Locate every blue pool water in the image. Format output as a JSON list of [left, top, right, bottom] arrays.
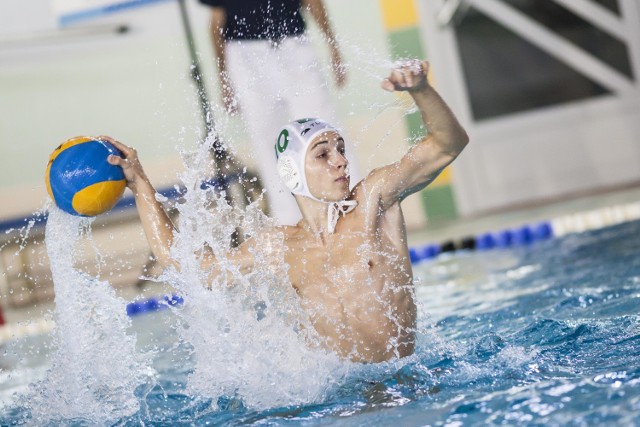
[[2, 219, 640, 426]]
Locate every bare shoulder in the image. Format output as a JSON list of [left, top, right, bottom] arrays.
[[350, 170, 389, 208], [347, 175, 406, 233], [263, 224, 306, 246]]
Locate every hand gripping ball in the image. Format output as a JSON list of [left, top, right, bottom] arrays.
[[45, 136, 126, 216]]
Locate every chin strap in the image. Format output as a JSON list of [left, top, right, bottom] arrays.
[[327, 200, 358, 233]]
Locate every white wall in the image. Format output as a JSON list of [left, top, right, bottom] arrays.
[[0, 0, 426, 227], [419, 0, 640, 217], [0, 0, 202, 216], [453, 97, 640, 215]]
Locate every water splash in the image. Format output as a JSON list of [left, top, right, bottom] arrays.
[[25, 207, 153, 425], [144, 134, 349, 409]]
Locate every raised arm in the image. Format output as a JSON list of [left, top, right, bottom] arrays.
[[366, 60, 469, 210], [101, 136, 178, 270], [101, 136, 255, 282], [301, 0, 346, 87]]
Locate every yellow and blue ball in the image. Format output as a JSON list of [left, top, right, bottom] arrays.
[[45, 136, 126, 216]]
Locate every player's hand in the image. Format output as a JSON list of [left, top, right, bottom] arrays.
[[99, 136, 147, 191], [381, 60, 429, 92]]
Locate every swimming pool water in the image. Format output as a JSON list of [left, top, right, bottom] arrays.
[[2, 219, 640, 426]]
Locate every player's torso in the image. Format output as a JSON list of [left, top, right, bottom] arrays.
[[283, 206, 416, 362]]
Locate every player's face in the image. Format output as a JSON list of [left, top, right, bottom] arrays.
[[304, 131, 350, 202]]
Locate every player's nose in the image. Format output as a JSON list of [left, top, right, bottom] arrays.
[[331, 151, 348, 170]]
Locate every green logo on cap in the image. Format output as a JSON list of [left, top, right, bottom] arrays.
[[295, 118, 314, 124], [276, 129, 289, 155]]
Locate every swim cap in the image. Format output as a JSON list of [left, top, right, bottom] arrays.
[[274, 118, 358, 233], [274, 118, 338, 201]]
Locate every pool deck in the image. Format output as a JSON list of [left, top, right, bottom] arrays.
[[2, 185, 639, 333]]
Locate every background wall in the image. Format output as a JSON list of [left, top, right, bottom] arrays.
[[0, 0, 426, 228], [417, 0, 640, 217], [1, 0, 639, 227]]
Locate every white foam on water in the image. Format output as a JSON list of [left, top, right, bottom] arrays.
[[26, 207, 154, 425]]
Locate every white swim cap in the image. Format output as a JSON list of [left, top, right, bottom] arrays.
[[274, 118, 339, 201], [274, 118, 358, 233]]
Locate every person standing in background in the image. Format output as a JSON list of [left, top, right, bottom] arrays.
[[199, 0, 360, 225]]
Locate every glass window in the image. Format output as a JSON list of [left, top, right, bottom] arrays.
[[592, 0, 620, 15], [507, 0, 633, 79], [455, 8, 612, 121]]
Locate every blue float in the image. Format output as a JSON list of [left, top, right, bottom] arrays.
[[126, 294, 184, 317], [512, 225, 534, 246], [533, 221, 553, 240], [495, 229, 514, 248], [476, 233, 496, 250]]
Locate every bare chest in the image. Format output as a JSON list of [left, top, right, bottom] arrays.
[[282, 229, 415, 361], [285, 231, 410, 299]]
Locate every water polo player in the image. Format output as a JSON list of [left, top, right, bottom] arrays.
[[104, 60, 469, 363]]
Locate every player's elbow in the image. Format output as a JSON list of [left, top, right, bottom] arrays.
[[435, 129, 469, 158], [457, 128, 470, 151]]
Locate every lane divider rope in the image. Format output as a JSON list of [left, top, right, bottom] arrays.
[[410, 201, 640, 264], [125, 294, 184, 317]]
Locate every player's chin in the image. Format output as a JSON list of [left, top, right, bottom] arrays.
[[317, 180, 350, 201], [319, 189, 349, 203], [333, 177, 349, 189], [335, 185, 351, 201]]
